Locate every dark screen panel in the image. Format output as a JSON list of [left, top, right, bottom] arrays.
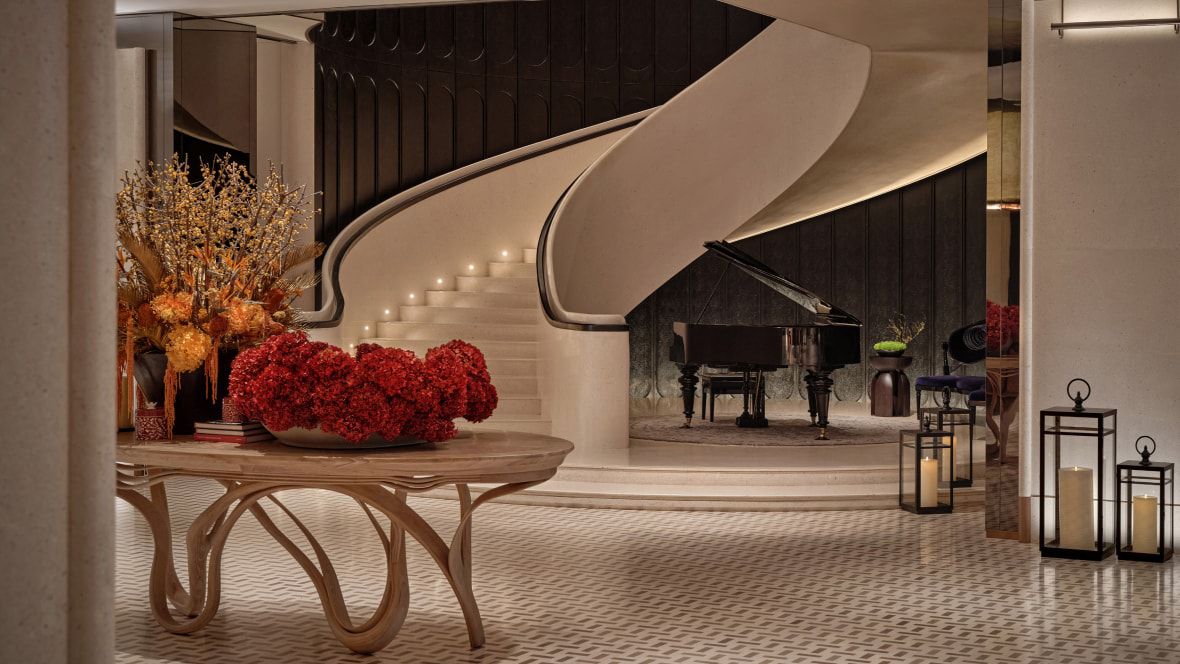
[[901, 180, 936, 381], [831, 204, 867, 402]]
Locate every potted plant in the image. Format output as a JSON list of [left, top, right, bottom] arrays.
[[873, 314, 926, 357], [116, 155, 323, 436]]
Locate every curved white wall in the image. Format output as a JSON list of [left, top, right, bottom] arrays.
[[548, 20, 870, 319], [540, 326, 631, 451], [734, 49, 985, 238]]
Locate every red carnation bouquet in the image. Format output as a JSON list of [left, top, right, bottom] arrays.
[[228, 332, 498, 443]]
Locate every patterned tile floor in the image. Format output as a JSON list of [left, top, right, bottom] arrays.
[[116, 478, 1178, 664]]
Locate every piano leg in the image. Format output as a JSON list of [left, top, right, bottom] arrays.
[[677, 364, 700, 428], [803, 373, 818, 426], [806, 370, 835, 440], [736, 370, 769, 428]]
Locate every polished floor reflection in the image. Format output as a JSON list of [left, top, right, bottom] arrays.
[[117, 478, 1177, 663]]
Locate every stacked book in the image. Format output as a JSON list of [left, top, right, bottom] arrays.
[[194, 420, 274, 444]]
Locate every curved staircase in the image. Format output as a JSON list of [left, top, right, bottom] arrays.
[[352, 248, 550, 435]]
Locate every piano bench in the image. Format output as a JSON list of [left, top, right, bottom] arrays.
[[700, 374, 747, 423]]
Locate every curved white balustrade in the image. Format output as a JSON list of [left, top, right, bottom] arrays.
[[305, 112, 652, 332]]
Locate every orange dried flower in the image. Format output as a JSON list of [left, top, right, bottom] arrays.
[[262, 288, 286, 313], [137, 302, 157, 328], [151, 292, 193, 324], [225, 300, 268, 336], [164, 325, 212, 372], [207, 314, 229, 336]]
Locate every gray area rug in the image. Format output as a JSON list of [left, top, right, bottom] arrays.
[[630, 413, 913, 447]]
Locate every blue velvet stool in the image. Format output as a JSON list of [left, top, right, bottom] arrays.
[[914, 321, 987, 422]]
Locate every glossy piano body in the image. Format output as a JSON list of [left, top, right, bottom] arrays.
[[670, 240, 862, 439], [670, 322, 860, 370]]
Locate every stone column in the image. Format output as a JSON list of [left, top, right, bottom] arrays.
[[0, 1, 115, 662]]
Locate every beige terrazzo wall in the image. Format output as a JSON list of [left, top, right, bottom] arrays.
[[0, 0, 116, 661], [1024, 0, 1180, 533]]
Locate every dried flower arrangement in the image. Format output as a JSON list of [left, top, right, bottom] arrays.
[[229, 332, 498, 443], [886, 313, 926, 345], [116, 155, 323, 435], [873, 313, 926, 354]]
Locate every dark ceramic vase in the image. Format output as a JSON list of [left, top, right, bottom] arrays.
[[876, 349, 905, 358], [133, 348, 237, 435]]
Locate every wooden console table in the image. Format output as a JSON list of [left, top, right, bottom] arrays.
[[115, 430, 572, 654]]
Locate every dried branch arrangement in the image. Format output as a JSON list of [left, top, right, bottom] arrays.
[[886, 313, 926, 345], [116, 154, 323, 431]]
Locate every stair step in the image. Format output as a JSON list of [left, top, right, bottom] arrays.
[[488, 262, 536, 279], [377, 321, 537, 342], [461, 418, 551, 435], [455, 275, 537, 294], [425, 290, 536, 309], [485, 358, 538, 377], [366, 338, 538, 359], [522, 248, 537, 264], [398, 305, 537, 325], [489, 375, 538, 396], [491, 397, 542, 417]]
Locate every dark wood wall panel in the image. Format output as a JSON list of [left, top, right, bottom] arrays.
[[627, 156, 987, 404], [901, 181, 936, 382], [866, 195, 901, 395], [314, 0, 772, 256], [337, 74, 356, 228], [933, 169, 965, 361], [831, 206, 866, 402]]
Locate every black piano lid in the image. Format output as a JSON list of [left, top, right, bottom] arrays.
[[704, 240, 862, 327]]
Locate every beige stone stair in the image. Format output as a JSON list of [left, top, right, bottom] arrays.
[[357, 248, 550, 434]]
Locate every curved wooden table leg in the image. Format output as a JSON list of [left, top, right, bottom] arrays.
[[121, 475, 551, 654], [448, 480, 548, 648], [233, 486, 411, 654], [117, 479, 264, 634], [116, 482, 194, 616], [346, 479, 549, 650]]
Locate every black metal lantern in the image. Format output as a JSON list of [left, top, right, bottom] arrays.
[[900, 416, 954, 514], [1116, 436, 1174, 563], [934, 387, 974, 488], [1039, 378, 1117, 560]]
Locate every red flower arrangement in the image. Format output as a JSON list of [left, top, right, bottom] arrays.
[[228, 332, 498, 443], [986, 300, 1020, 354]]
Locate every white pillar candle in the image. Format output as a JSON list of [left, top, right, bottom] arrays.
[[942, 434, 958, 482], [920, 457, 939, 508], [1058, 467, 1094, 549], [1132, 495, 1159, 553]]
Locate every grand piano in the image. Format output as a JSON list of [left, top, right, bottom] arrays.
[[670, 240, 861, 440]]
